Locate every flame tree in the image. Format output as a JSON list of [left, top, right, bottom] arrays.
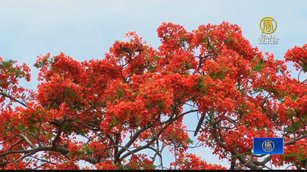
[[0, 22, 306, 170]]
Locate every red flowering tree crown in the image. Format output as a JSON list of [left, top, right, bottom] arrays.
[[0, 22, 306, 170]]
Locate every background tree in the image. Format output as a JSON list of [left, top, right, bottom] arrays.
[[0, 22, 306, 170]]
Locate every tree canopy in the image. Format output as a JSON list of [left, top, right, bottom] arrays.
[[0, 22, 306, 170]]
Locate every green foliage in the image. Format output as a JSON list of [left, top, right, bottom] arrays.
[[115, 88, 125, 99], [209, 71, 226, 79], [195, 76, 208, 95], [186, 138, 194, 144], [253, 60, 265, 72]]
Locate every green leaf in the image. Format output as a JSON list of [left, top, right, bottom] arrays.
[[82, 145, 94, 155], [184, 62, 192, 70], [209, 71, 226, 79], [1, 60, 15, 68], [111, 117, 119, 126], [195, 76, 208, 95], [253, 61, 265, 72], [29, 125, 38, 133], [224, 37, 234, 45], [17, 124, 26, 131], [290, 95, 298, 101], [186, 138, 194, 144], [62, 122, 73, 132]]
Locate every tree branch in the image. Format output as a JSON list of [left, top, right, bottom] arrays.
[[194, 112, 205, 136], [114, 124, 152, 162], [18, 134, 35, 148], [0, 146, 69, 158], [119, 109, 199, 161], [0, 91, 27, 107]]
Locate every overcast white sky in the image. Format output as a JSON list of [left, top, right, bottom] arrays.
[[0, 0, 306, 168]]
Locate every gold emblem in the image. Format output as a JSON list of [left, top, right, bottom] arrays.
[[260, 17, 277, 34]]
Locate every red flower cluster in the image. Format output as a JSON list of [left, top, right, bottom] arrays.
[[95, 160, 117, 170], [285, 44, 307, 71], [171, 153, 226, 170]]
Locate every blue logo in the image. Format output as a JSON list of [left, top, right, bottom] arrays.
[[253, 138, 284, 155]]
